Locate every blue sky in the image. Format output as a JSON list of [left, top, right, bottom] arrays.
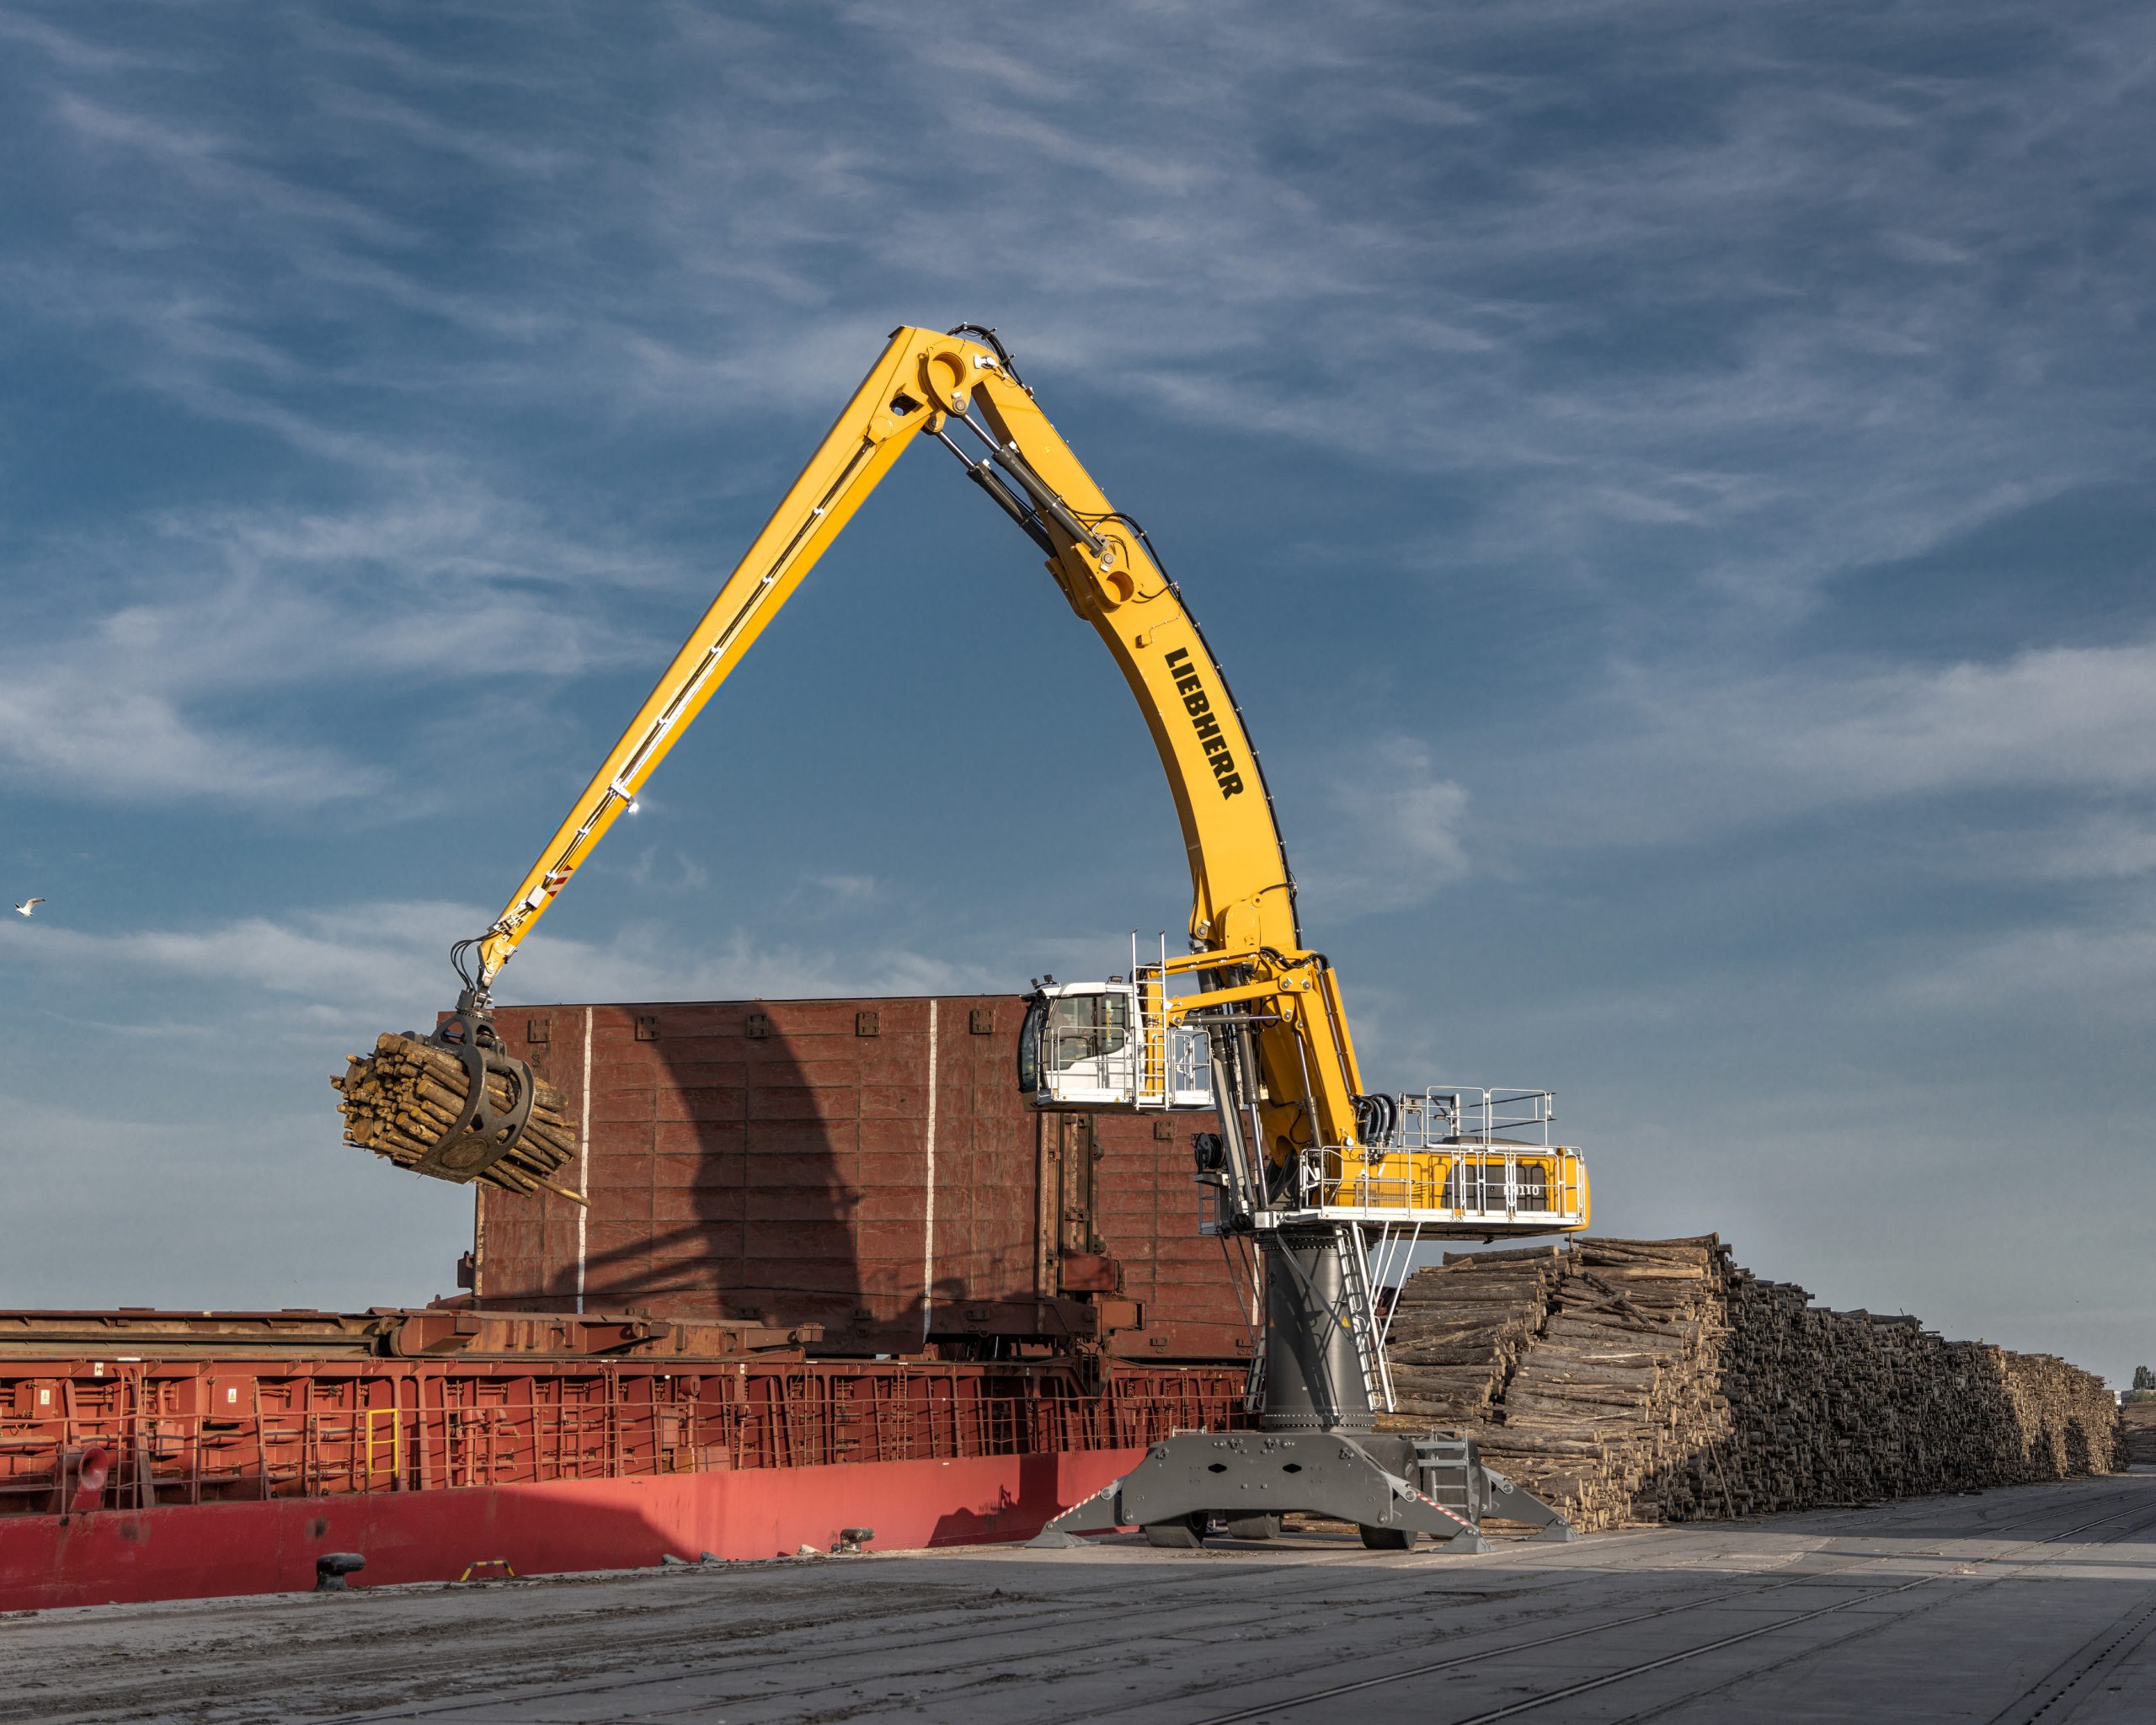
[[1, 3, 2150, 1376]]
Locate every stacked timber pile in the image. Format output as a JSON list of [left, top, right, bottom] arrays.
[[332, 1033, 584, 1202], [1385, 1244, 1564, 1424], [1381, 1236, 2122, 1530], [2121, 1399, 2156, 1465], [1488, 1238, 1728, 1528]]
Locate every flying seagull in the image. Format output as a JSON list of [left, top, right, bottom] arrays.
[[13, 898, 42, 916]]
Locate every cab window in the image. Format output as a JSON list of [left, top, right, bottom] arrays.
[[1048, 992, 1129, 1071]]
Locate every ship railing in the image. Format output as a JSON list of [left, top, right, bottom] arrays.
[[0, 1380, 1254, 1511]]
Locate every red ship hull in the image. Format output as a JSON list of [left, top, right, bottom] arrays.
[[0, 1447, 1137, 1613]]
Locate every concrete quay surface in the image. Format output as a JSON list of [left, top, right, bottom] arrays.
[[4, 1471, 2154, 1724]]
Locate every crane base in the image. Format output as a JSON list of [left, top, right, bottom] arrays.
[[1028, 1431, 1496, 1552]]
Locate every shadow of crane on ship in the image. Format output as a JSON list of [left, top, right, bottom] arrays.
[[573, 1000, 896, 1350], [478, 995, 1253, 1365], [539, 996, 1034, 1362]]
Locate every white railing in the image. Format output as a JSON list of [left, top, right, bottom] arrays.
[[1200, 1142, 1588, 1234], [1339, 1223, 1396, 1413], [1396, 1086, 1557, 1148], [1315, 1144, 1588, 1229]]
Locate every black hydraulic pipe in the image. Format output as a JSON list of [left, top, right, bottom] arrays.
[[989, 443, 1105, 555], [964, 462, 1057, 555]]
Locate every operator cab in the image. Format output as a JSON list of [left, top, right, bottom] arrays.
[[1018, 979, 1212, 1111]]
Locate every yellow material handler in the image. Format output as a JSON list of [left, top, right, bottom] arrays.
[[379, 324, 1589, 1551]]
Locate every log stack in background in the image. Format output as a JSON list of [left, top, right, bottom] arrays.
[[2121, 1398, 2156, 1465], [333, 1033, 585, 1202], [1380, 1236, 2124, 1531]]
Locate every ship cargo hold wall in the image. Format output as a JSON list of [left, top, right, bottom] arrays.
[[471, 996, 1258, 1363]]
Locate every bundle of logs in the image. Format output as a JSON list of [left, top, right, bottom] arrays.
[[332, 1033, 585, 1204], [1380, 1235, 2122, 1532]]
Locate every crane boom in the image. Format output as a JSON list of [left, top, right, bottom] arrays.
[[465, 323, 1380, 1166]]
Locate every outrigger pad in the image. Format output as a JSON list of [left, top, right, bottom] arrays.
[[1481, 1464, 1577, 1542], [1033, 1433, 1492, 1553]]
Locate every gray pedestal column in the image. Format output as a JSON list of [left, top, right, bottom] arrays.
[[1259, 1225, 1374, 1434]]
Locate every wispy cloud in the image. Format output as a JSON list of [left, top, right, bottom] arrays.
[[0, 11, 173, 76], [2021, 816, 2156, 884], [0, 898, 998, 1023], [1295, 737, 1474, 919], [1897, 909, 2156, 1017], [625, 846, 712, 893], [0, 681, 366, 809], [8, 0, 2148, 608], [0, 483, 675, 808], [1545, 636, 2156, 852]]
